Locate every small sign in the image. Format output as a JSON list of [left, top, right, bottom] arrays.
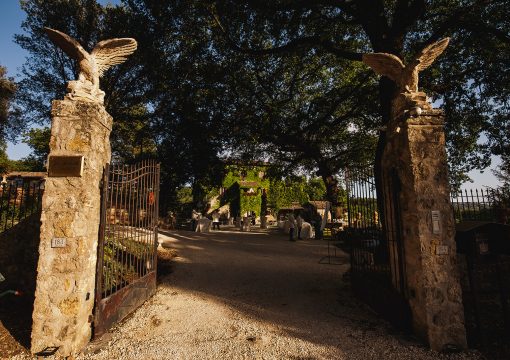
[[51, 237, 67, 248], [48, 155, 84, 177], [436, 245, 449, 255], [431, 210, 441, 234], [475, 232, 490, 255], [0, 272, 5, 283]]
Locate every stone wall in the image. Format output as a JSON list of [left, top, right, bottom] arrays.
[[31, 100, 112, 357], [382, 109, 467, 351]]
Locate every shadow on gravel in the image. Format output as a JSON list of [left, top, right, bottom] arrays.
[[0, 293, 33, 357], [156, 229, 431, 356]]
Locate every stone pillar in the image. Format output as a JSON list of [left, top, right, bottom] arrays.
[[382, 108, 467, 351], [31, 100, 112, 357]]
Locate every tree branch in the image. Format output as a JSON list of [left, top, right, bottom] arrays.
[[210, 4, 362, 61]]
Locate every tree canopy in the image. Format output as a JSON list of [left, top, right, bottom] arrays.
[[6, 0, 509, 210], [0, 65, 17, 173], [210, 0, 510, 187]]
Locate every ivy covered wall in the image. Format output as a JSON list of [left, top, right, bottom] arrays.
[[220, 164, 270, 217], [219, 164, 333, 217]]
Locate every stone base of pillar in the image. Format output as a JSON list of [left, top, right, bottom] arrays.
[[382, 109, 467, 351], [31, 100, 112, 357]]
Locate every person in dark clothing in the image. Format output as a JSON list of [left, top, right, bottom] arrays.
[[288, 214, 296, 241]]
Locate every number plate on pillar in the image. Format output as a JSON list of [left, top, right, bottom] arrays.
[[48, 155, 84, 177], [435, 245, 449, 255], [51, 238, 67, 248]]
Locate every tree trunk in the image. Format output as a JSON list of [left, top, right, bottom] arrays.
[[321, 173, 339, 207], [374, 77, 397, 222]]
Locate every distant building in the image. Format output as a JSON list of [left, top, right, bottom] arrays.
[[219, 163, 270, 218]]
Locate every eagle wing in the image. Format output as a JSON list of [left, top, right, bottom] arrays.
[[44, 27, 88, 61], [362, 53, 405, 83], [416, 37, 450, 71], [91, 38, 138, 77]]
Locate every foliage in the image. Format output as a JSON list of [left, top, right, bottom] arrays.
[[267, 177, 309, 214], [0, 66, 17, 174], [11, 0, 509, 213], [176, 187, 193, 205], [211, 0, 510, 186], [102, 234, 152, 292], [11, 0, 155, 161], [220, 164, 270, 216], [0, 66, 16, 134], [267, 176, 334, 214], [493, 156, 510, 188], [0, 142, 9, 175]]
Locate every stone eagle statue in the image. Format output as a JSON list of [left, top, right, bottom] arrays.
[[362, 38, 450, 94], [44, 27, 137, 103], [362, 38, 450, 115]]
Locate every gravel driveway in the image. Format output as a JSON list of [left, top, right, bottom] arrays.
[[12, 227, 483, 360]]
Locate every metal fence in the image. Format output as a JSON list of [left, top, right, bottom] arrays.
[[452, 188, 510, 355], [94, 159, 160, 338], [345, 167, 388, 278], [0, 179, 44, 233], [345, 167, 411, 330], [451, 188, 510, 224]]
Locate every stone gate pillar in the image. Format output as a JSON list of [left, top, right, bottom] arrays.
[[382, 105, 467, 351], [31, 100, 112, 356]]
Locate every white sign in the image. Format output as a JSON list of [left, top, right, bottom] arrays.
[[51, 237, 67, 248], [0, 272, 5, 283], [436, 245, 449, 255], [431, 210, 440, 234]]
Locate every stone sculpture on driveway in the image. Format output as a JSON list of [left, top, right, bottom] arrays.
[[44, 27, 137, 103]]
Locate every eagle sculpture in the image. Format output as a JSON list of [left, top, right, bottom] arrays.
[[362, 38, 450, 94], [44, 27, 137, 103]]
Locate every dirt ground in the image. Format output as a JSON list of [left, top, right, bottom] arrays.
[[8, 227, 484, 359]]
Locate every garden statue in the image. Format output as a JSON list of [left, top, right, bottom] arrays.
[[44, 27, 137, 103], [362, 38, 450, 115]]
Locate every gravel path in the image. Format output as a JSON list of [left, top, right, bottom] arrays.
[[12, 227, 483, 360]]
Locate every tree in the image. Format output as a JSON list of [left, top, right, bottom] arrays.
[[0, 65, 17, 174], [11, 0, 154, 158], [216, 46, 379, 205], [493, 156, 510, 188], [211, 0, 510, 186], [124, 0, 243, 211], [16, 127, 51, 171]]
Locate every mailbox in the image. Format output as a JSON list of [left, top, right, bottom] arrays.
[[455, 221, 510, 260]]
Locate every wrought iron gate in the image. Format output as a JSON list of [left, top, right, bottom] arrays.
[[345, 166, 411, 330], [94, 160, 160, 338]]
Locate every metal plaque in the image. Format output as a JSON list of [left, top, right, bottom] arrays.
[[48, 155, 84, 177]]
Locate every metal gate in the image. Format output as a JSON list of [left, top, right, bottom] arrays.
[[345, 166, 411, 330], [94, 159, 160, 338]]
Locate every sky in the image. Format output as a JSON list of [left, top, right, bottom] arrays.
[[0, 1, 503, 189]]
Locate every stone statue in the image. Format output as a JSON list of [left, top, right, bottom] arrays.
[[44, 27, 137, 103], [362, 38, 450, 114]]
